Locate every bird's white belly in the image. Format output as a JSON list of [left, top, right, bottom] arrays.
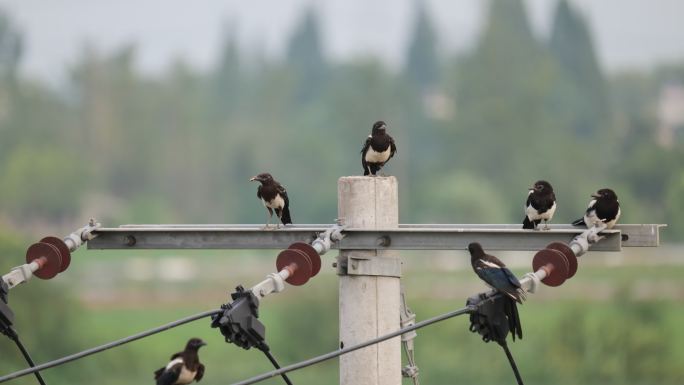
[[585, 207, 620, 229], [365, 147, 391, 163], [526, 202, 556, 221], [176, 366, 197, 385], [263, 194, 285, 210]]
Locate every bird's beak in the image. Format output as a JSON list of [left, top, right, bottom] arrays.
[[591, 193, 601, 199], [200, 341, 207, 347], [250, 176, 257, 182]]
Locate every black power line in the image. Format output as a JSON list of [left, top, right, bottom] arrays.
[[5, 327, 47, 385], [0, 309, 221, 384], [231, 305, 477, 385]]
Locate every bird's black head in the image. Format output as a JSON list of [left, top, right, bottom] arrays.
[[467, 242, 484, 257], [592, 188, 618, 201], [371, 120, 387, 135], [185, 338, 207, 351], [250, 173, 274, 184], [530, 180, 553, 194]]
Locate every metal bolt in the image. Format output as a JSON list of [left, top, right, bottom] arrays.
[[124, 235, 137, 247], [376, 235, 391, 247]]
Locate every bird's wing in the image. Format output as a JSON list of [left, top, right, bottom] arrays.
[[169, 352, 182, 360], [155, 363, 182, 385], [501, 266, 522, 288], [195, 364, 205, 382], [154, 367, 165, 380], [389, 135, 397, 158], [276, 183, 289, 208], [360, 135, 371, 155], [484, 253, 507, 268]]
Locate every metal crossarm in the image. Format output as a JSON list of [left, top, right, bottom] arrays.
[[87, 224, 664, 251]]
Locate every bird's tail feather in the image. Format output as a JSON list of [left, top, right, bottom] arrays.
[[522, 216, 535, 229], [505, 297, 523, 341], [571, 217, 586, 227], [280, 206, 292, 225]]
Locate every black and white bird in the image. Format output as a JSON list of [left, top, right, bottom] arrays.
[[522, 180, 557, 230], [468, 242, 524, 340], [154, 338, 206, 385], [250, 173, 292, 229], [572, 188, 621, 229], [361, 120, 397, 176]]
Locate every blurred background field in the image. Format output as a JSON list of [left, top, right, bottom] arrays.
[[1, 0, 683, 384]]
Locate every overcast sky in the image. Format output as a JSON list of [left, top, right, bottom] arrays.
[[1, 0, 684, 83]]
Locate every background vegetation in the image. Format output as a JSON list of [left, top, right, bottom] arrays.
[[1, 0, 683, 384]]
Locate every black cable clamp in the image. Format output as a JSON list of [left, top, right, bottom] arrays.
[[211, 285, 293, 385], [211, 285, 267, 351], [0, 280, 14, 338], [466, 292, 525, 385]]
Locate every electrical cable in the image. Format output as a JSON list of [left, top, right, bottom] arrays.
[[231, 305, 476, 385], [0, 309, 221, 384], [260, 349, 293, 385], [5, 327, 47, 385], [501, 342, 524, 385]]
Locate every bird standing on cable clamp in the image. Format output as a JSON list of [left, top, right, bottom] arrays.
[[361, 120, 397, 176], [154, 338, 206, 385], [522, 180, 556, 230], [468, 242, 524, 340], [250, 173, 292, 229], [468, 242, 526, 385]]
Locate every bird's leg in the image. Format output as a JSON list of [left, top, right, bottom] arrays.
[[543, 219, 550, 231], [262, 210, 273, 230], [276, 210, 283, 229]]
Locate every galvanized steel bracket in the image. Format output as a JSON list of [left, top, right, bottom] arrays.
[[337, 253, 402, 277]]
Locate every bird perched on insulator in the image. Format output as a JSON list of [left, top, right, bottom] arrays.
[[572, 188, 620, 229], [361, 120, 397, 176], [468, 242, 523, 340], [154, 338, 206, 385], [250, 173, 292, 229], [522, 180, 557, 230]]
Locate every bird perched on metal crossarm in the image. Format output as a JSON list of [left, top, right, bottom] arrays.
[[523, 180, 557, 230], [250, 173, 292, 229], [572, 188, 621, 229]]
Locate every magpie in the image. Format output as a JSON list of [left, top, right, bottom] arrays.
[[361, 120, 397, 176], [522, 180, 556, 230], [154, 338, 206, 385], [250, 173, 292, 229], [572, 188, 621, 229], [468, 242, 524, 340]]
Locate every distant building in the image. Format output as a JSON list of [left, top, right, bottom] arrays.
[[657, 82, 684, 148], [422, 89, 455, 121]]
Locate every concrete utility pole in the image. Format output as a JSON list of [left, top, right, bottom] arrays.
[[337, 176, 402, 385]]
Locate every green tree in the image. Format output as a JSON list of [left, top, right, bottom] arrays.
[[0, 9, 22, 82], [404, 0, 439, 91], [286, 7, 327, 103], [549, 0, 611, 137]]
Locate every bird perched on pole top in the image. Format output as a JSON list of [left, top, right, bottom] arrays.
[[468, 242, 524, 340], [361, 120, 397, 176], [572, 188, 621, 229], [250, 173, 292, 229], [522, 180, 557, 230], [154, 338, 206, 385]]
